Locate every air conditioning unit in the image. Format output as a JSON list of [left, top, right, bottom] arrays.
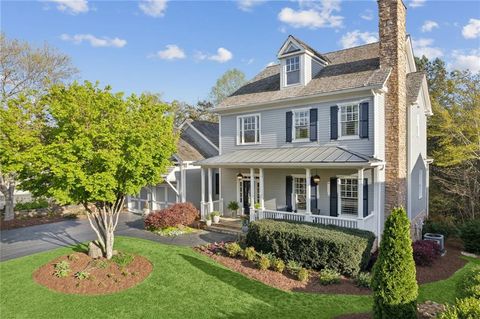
[[424, 233, 446, 255]]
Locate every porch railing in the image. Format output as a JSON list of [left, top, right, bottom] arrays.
[[200, 198, 224, 220], [250, 208, 377, 234]]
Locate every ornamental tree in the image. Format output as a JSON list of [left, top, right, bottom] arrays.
[[21, 81, 176, 259], [371, 207, 418, 319]]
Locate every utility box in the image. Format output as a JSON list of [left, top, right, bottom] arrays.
[[424, 233, 446, 255]]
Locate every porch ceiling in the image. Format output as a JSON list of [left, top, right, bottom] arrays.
[[195, 146, 382, 168]]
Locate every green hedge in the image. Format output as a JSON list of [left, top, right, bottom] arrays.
[[246, 219, 375, 276], [14, 198, 49, 211], [459, 219, 480, 254]]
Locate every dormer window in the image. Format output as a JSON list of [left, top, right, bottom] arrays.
[[286, 56, 300, 85]]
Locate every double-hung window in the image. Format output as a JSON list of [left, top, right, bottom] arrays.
[[293, 109, 309, 140], [286, 56, 300, 85], [340, 104, 359, 137], [340, 178, 358, 215], [238, 114, 260, 144]]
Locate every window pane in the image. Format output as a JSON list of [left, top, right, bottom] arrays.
[[340, 178, 358, 215], [239, 115, 259, 143], [340, 104, 359, 136], [287, 70, 300, 85]]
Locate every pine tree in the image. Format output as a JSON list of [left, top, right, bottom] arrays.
[[372, 207, 418, 318]]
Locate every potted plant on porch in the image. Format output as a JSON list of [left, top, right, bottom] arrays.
[[211, 211, 221, 224], [205, 214, 212, 227], [227, 201, 240, 217]]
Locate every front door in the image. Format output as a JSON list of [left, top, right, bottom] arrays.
[[242, 181, 251, 214]]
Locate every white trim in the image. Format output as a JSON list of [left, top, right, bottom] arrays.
[[185, 121, 219, 151], [292, 107, 311, 142], [236, 113, 261, 145], [219, 116, 222, 155], [419, 169, 423, 199], [338, 102, 361, 139]]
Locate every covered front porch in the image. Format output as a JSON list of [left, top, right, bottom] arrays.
[[196, 146, 385, 237]]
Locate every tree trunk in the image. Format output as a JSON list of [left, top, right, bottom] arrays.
[[84, 196, 124, 260], [0, 175, 15, 221]]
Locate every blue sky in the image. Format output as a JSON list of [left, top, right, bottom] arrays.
[[2, 0, 480, 104]]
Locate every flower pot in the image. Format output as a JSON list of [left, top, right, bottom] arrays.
[[206, 220, 212, 226], [213, 215, 220, 224]]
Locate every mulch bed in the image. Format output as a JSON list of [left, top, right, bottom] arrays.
[[197, 238, 469, 296], [0, 215, 82, 230], [416, 238, 468, 284], [33, 252, 153, 295]]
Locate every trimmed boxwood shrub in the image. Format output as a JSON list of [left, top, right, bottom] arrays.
[[371, 207, 418, 319], [412, 240, 441, 266], [456, 266, 480, 299], [144, 202, 198, 230], [246, 219, 375, 276], [459, 219, 480, 254]]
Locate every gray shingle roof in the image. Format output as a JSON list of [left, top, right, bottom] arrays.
[[190, 121, 219, 147], [406, 71, 426, 106], [175, 137, 205, 162], [195, 146, 381, 167], [220, 42, 391, 108]]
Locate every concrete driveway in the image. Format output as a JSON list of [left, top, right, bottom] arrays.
[[0, 212, 236, 261]]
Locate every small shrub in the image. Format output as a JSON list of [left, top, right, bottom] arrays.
[[297, 268, 309, 282], [14, 198, 49, 211], [438, 297, 480, 319], [53, 260, 71, 278], [227, 201, 240, 211], [93, 259, 109, 269], [144, 202, 199, 230], [244, 247, 257, 262], [459, 219, 480, 254], [225, 242, 242, 257], [286, 260, 302, 276], [67, 254, 79, 261], [273, 259, 285, 273], [112, 252, 134, 268], [355, 272, 372, 288], [456, 266, 480, 299], [74, 271, 90, 280], [372, 207, 418, 319], [422, 215, 459, 240], [210, 211, 221, 217], [412, 240, 441, 266], [256, 254, 271, 271], [318, 268, 341, 285], [246, 219, 375, 276]]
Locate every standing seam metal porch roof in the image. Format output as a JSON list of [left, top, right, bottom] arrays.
[[195, 146, 381, 167]]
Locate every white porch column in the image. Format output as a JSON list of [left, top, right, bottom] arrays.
[[250, 168, 256, 211], [200, 168, 205, 217], [358, 168, 364, 219], [306, 168, 311, 214], [181, 164, 187, 203], [259, 168, 265, 210], [208, 168, 213, 213]]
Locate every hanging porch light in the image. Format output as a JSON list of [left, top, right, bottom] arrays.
[[236, 173, 244, 180], [313, 174, 321, 184]]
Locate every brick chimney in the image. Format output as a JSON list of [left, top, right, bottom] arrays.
[[378, 0, 408, 214]]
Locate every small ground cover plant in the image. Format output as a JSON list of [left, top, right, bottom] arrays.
[[256, 254, 271, 271], [112, 252, 134, 269], [318, 268, 341, 285], [297, 268, 309, 282], [53, 260, 71, 278], [244, 247, 257, 261], [153, 226, 197, 237], [74, 271, 90, 280], [354, 272, 372, 288], [272, 258, 285, 273], [412, 240, 441, 266], [225, 242, 242, 257]]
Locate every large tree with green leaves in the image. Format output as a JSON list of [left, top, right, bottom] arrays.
[[209, 68, 246, 106], [20, 81, 176, 259], [416, 57, 480, 220], [0, 34, 77, 220]]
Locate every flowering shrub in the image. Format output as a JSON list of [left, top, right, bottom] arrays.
[[144, 202, 199, 230], [412, 240, 441, 266]]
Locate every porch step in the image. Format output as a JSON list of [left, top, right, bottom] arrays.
[[206, 224, 244, 237]]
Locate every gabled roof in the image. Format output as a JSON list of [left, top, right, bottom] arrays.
[[406, 71, 426, 106], [174, 120, 219, 162], [219, 42, 390, 109], [278, 35, 331, 63], [189, 120, 219, 147], [175, 137, 205, 162], [195, 146, 382, 168]]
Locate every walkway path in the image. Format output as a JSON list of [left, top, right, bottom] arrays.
[[0, 213, 236, 261]]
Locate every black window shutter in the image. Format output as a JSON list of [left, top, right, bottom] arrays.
[[330, 177, 338, 217], [286, 176, 293, 212], [286, 111, 293, 143], [360, 102, 369, 138], [215, 173, 219, 195], [310, 177, 318, 214], [363, 178, 368, 217], [330, 106, 338, 140], [309, 108, 318, 142]]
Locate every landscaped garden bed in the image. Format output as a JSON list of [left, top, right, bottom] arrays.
[[33, 251, 153, 295], [144, 202, 201, 237]]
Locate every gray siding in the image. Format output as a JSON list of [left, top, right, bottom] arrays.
[[220, 95, 375, 156], [182, 126, 218, 158], [311, 60, 323, 77]]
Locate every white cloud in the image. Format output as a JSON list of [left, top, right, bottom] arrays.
[[421, 20, 439, 32], [451, 50, 480, 72], [412, 38, 443, 59], [47, 0, 89, 14], [339, 30, 378, 49], [278, 0, 343, 29], [360, 9, 373, 21], [237, 0, 265, 12], [462, 18, 480, 39], [139, 0, 167, 17], [195, 48, 233, 63], [150, 45, 186, 60], [409, 0, 426, 8], [60, 34, 127, 48]]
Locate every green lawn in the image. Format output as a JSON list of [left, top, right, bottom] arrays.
[[0, 237, 477, 319]]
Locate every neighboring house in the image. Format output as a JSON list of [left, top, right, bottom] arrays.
[[196, 0, 432, 239], [127, 120, 220, 214]]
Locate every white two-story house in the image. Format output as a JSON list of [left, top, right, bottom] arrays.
[[197, 0, 432, 239]]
